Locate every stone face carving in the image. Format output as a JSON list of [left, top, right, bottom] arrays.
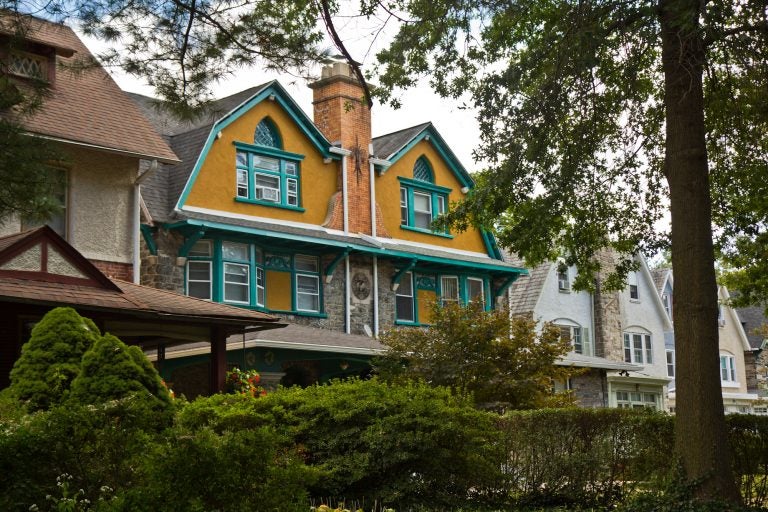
[[352, 272, 371, 301]]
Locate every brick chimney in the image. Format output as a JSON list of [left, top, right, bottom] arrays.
[[309, 63, 372, 235]]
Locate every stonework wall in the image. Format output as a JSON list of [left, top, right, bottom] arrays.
[[592, 251, 625, 361], [140, 228, 184, 293], [745, 351, 759, 394], [572, 369, 607, 408]]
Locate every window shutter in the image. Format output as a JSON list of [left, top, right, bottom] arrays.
[[582, 327, 592, 357]]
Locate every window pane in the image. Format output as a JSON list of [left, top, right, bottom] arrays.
[[437, 195, 446, 215], [252, 155, 280, 171], [623, 333, 632, 362], [633, 334, 643, 363], [396, 272, 414, 322], [645, 335, 653, 364], [236, 151, 247, 166], [187, 261, 211, 300], [285, 161, 297, 175], [222, 242, 249, 261], [296, 275, 319, 312], [287, 178, 298, 206], [295, 255, 318, 273], [237, 169, 248, 198], [224, 263, 249, 303], [413, 192, 431, 211], [188, 240, 212, 258], [572, 327, 582, 354], [400, 187, 408, 225], [297, 274, 319, 293], [256, 267, 265, 306], [441, 276, 459, 303], [467, 278, 484, 303]]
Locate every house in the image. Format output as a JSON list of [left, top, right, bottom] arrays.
[[130, 62, 525, 394], [735, 303, 768, 400], [0, 15, 284, 391], [653, 271, 762, 414], [0, 13, 178, 280], [508, 251, 671, 410], [0, 226, 281, 389]]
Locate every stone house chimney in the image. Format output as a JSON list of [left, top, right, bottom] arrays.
[[593, 249, 625, 360], [309, 62, 373, 235]]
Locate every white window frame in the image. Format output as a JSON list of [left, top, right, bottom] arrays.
[[557, 267, 570, 292], [413, 191, 433, 229], [467, 277, 485, 305], [188, 239, 213, 258], [9, 51, 48, 80], [256, 266, 265, 307], [666, 349, 675, 378], [629, 271, 639, 300], [295, 273, 320, 312], [223, 262, 250, 304], [236, 168, 249, 198], [254, 173, 281, 203], [186, 260, 212, 300], [400, 187, 408, 225], [623, 331, 653, 364], [395, 271, 415, 322], [615, 390, 659, 410], [662, 292, 672, 319], [440, 275, 460, 305], [720, 354, 737, 384]]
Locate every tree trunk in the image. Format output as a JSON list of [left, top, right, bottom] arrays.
[[660, 0, 740, 502]]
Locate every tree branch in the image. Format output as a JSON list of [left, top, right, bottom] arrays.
[[317, 0, 374, 109]]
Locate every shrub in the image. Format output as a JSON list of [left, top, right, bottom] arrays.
[[497, 408, 674, 508], [69, 333, 171, 406], [9, 307, 100, 411], [727, 414, 768, 508]]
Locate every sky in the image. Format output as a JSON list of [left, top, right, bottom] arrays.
[[75, 16, 484, 170]]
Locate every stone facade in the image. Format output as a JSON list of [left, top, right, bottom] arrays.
[[571, 369, 607, 408], [140, 228, 184, 293]]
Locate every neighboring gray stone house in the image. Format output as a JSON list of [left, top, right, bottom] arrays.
[[507, 251, 671, 410]]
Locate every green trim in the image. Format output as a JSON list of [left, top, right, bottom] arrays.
[[270, 309, 328, 319], [398, 176, 451, 195], [176, 82, 340, 210], [400, 225, 454, 239], [392, 260, 417, 288], [395, 320, 420, 327], [166, 219, 527, 276], [234, 141, 305, 161], [140, 224, 157, 255], [494, 274, 519, 298], [324, 249, 350, 280], [178, 229, 207, 257], [481, 230, 503, 261], [234, 197, 305, 212], [387, 125, 473, 189]]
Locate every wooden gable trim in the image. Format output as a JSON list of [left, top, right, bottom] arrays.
[[0, 226, 121, 291]]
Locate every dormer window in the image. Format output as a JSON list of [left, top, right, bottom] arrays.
[[399, 156, 450, 236], [9, 51, 48, 80]]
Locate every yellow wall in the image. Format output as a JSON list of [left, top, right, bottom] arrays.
[[184, 101, 338, 225], [266, 270, 292, 310], [417, 289, 437, 324], [376, 140, 487, 253]]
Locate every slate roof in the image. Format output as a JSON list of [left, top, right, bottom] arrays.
[[504, 251, 552, 315], [371, 122, 431, 160], [651, 268, 671, 295], [130, 86, 272, 222], [1, 14, 177, 163], [735, 305, 768, 350]]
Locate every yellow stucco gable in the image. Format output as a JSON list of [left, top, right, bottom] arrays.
[[376, 140, 488, 253], [184, 100, 338, 226]]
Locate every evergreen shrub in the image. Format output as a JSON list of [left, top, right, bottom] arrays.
[[9, 307, 100, 411]]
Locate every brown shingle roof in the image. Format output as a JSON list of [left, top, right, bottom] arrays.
[[1, 14, 178, 163]]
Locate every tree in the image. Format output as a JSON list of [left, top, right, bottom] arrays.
[[376, 302, 577, 411], [9, 307, 100, 411], [0, 10, 69, 223], [70, 333, 172, 405], [370, 0, 766, 502]]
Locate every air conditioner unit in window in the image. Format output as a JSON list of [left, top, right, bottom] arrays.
[[257, 187, 279, 201]]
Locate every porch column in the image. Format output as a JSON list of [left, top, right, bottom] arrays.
[[210, 326, 228, 393]]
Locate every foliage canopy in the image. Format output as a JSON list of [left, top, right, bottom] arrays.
[[376, 302, 577, 411]]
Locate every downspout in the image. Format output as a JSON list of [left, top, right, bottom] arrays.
[[345, 255, 351, 334], [329, 146, 351, 234], [369, 153, 390, 339], [133, 160, 158, 284], [373, 255, 379, 337]]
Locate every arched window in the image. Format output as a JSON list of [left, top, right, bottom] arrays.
[[254, 118, 281, 148], [413, 156, 434, 183]]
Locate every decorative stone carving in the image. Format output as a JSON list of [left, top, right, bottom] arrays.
[[352, 271, 371, 300]]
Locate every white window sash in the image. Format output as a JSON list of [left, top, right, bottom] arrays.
[[295, 274, 320, 312], [187, 260, 212, 300], [223, 262, 250, 304], [395, 271, 415, 322]]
